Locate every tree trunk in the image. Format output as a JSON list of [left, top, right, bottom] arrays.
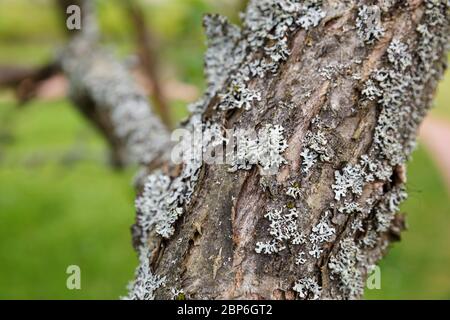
[[126, 0, 448, 300]]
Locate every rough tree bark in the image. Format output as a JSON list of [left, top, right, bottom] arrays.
[[124, 0, 448, 300]]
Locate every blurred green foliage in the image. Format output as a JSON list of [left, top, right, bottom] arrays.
[[0, 99, 137, 299], [0, 0, 448, 299], [365, 145, 450, 299]]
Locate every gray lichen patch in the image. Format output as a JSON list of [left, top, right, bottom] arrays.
[[328, 238, 364, 299], [300, 115, 336, 174], [286, 183, 302, 199], [325, 0, 449, 299], [293, 276, 322, 300], [356, 5, 385, 44], [135, 173, 184, 240], [255, 206, 305, 254], [214, 0, 325, 111], [124, 247, 166, 300], [203, 14, 243, 95], [308, 211, 336, 259], [332, 163, 365, 201], [229, 124, 288, 173], [369, 2, 448, 168], [218, 82, 262, 111], [374, 186, 407, 232]]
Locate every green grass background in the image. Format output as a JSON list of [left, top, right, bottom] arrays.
[[0, 0, 449, 299]]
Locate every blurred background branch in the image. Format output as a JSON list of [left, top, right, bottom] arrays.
[[124, 0, 172, 129]]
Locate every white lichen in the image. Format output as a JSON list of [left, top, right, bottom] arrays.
[[124, 248, 166, 300], [295, 251, 307, 265], [328, 238, 364, 299], [310, 213, 336, 243], [300, 148, 318, 173], [218, 81, 262, 110], [301, 118, 332, 173], [286, 183, 302, 199], [362, 79, 383, 101], [293, 277, 322, 300], [215, 0, 325, 111], [356, 5, 385, 44], [230, 124, 288, 173], [256, 206, 305, 254], [366, 1, 448, 168], [308, 212, 335, 258], [135, 173, 184, 239], [351, 219, 364, 232], [387, 38, 412, 71], [296, 3, 326, 30], [361, 226, 378, 248], [204, 14, 243, 95], [338, 201, 362, 214], [332, 164, 365, 201], [374, 186, 407, 232]]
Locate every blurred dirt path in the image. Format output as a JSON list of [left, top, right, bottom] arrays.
[[32, 72, 199, 103], [420, 116, 450, 195]]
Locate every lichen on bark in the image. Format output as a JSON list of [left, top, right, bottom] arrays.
[[128, 0, 449, 300]]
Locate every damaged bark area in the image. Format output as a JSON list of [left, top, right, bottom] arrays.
[[127, 0, 448, 300]]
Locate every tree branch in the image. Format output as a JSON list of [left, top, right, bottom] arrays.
[[124, 0, 173, 129], [59, 0, 171, 168], [0, 63, 61, 104]]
